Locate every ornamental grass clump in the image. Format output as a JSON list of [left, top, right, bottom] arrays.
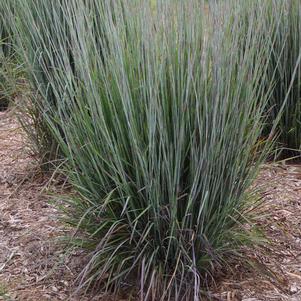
[[2, 0, 280, 299], [0, 53, 19, 111], [265, 0, 301, 156], [0, 34, 10, 111], [0, 14, 19, 111], [0, 6, 13, 57], [2, 0, 76, 165], [42, 0, 276, 299], [217, 0, 301, 158]]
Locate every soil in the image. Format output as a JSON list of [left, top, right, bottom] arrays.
[[0, 111, 110, 301], [213, 164, 301, 301], [0, 110, 301, 301]]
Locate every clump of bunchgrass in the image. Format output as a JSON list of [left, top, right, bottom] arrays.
[[2, 0, 76, 166], [0, 44, 20, 112], [265, 0, 301, 156], [0, 4, 14, 57], [2, 0, 280, 299], [46, 0, 276, 299], [215, 0, 301, 158], [0, 5, 19, 111], [0, 52, 20, 111]]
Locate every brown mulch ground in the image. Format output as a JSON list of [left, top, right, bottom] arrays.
[[0, 111, 110, 301], [0, 110, 301, 301], [214, 164, 301, 301]]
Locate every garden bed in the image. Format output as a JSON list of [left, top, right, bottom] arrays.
[[0, 111, 301, 301]]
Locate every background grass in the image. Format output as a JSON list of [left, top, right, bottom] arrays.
[[265, 0, 301, 156], [2, 0, 76, 166], [0, 13, 19, 112]]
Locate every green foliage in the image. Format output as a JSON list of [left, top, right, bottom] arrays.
[[2, 0, 286, 299], [266, 0, 301, 155], [2, 0, 75, 165], [0, 53, 19, 111], [43, 0, 274, 299], [0, 7, 13, 57], [0, 5, 18, 111], [219, 0, 301, 157]]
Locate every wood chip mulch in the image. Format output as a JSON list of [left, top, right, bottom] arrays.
[[212, 165, 301, 300], [0, 111, 111, 301]]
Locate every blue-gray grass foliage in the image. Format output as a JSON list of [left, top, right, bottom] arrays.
[[266, 0, 301, 155], [2, 0, 75, 164], [4, 0, 280, 299], [0, 7, 18, 111]]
